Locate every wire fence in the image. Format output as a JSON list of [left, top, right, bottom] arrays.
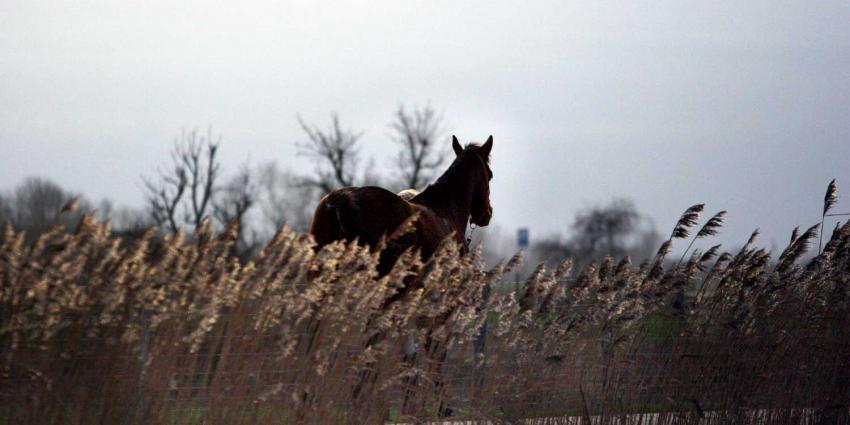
[[3, 300, 849, 425]]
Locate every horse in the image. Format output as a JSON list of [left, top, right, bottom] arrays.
[[308, 135, 494, 416], [309, 135, 493, 276]]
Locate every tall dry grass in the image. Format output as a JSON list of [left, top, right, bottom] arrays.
[[1, 199, 849, 424]]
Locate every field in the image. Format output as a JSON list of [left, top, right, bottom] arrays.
[[1, 207, 849, 425]]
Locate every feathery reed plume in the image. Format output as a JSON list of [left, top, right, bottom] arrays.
[[671, 204, 704, 239], [696, 249, 733, 300], [822, 221, 844, 255], [820, 179, 837, 254], [715, 251, 733, 266], [555, 257, 573, 278], [679, 210, 725, 264], [823, 179, 837, 216], [718, 229, 762, 289], [655, 239, 672, 261], [777, 223, 820, 273], [614, 256, 631, 276], [698, 244, 722, 271], [697, 210, 726, 238], [598, 256, 613, 280], [746, 228, 760, 246], [683, 249, 703, 277], [505, 251, 524, 274], [701, 244, 721, 261], [60, 197, 79, 213], [646, 239, 672, 281], [790, 225, 801, 244]]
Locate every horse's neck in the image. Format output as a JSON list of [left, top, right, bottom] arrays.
[[413, 182, 470, 234]]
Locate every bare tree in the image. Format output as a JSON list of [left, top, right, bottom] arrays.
[[182, 131, 220, 227], [11, 178, 72, 233], [143, 128, 221, 233], [571, 199, 641, 259], [533, 199, 660, 267], [213, 163, 257, 253], [389, 104, 448, 190], [143, 162, 186, 234], [297, 113, 363, 193], [0, 177, 92, 242]]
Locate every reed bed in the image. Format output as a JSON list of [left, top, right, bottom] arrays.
[[1, 203, 849, 424]]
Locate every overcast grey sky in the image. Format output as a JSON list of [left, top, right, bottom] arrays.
[[2, 0, 849, 253]]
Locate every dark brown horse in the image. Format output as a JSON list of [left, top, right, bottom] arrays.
[[307, 136, 493, 416], [309, 135, 493, 275]]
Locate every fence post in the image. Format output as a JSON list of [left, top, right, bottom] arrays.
[[473, 282, 490, 355], [473, 282, 491, 395], [136, 309, 150, 425]]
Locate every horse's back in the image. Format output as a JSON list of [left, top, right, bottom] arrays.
[[309, 186, 413, 249]]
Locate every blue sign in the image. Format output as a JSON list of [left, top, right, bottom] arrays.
[[517, 228, 530, 248]]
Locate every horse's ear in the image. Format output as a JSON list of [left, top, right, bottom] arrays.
[[482, 135, 493, 156], [452, 135, 463, 157]]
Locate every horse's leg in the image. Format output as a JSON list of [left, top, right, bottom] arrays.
[[377, 240, 403, 277]]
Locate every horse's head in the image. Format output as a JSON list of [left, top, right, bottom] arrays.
[[452, 135, 493, 227]]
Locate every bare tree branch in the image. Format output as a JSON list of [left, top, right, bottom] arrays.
[[143, 128, 221, 234], [142, 163, 186, 234], [179, 128, 221, 226], [213, 164, 255, 234], [389, 104, 448, 190], [296, 113, 363, 193]]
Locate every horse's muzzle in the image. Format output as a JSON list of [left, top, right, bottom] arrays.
[[472, 206, 492, 227]]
